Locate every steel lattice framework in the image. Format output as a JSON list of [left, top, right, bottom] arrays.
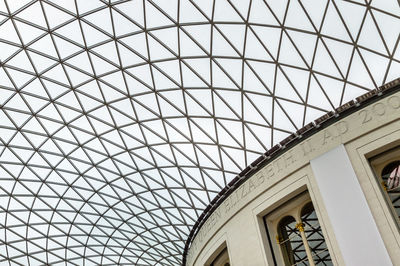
[[0, 0, 399, 265]]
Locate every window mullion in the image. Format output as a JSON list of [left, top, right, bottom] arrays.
[[295, 221, 315, 266]]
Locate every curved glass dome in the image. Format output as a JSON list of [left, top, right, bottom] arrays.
[[0, 0, 399, 265]]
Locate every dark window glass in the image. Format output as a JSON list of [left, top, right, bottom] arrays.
[[381, 161, 400, 219], [301, 203, 333, 265], [278, 216, 307, 265]]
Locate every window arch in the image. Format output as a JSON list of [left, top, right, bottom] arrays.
[[277, 216, 305, 265], [272, 200, 332, 265], [381, 160, 400, 219], [370, 146, 400, 226]]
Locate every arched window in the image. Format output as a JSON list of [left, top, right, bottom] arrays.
[[381, 161, 400, 219], [210, 247, 230, 266], [277, 216, 306, 265], [301, 203, 332, 265], [273, 201, 332, 265]]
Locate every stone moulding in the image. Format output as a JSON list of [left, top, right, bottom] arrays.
[[182, 77, 400, 266]]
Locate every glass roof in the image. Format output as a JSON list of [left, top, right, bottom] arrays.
[[0, 0, 399, 265]]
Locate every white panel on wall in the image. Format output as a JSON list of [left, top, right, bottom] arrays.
[[310, 144, 392, 266]]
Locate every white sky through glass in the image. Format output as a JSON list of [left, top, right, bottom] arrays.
[[0, 0, 399, 265]]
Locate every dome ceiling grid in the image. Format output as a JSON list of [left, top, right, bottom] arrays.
[[0, 0, 399, 265]]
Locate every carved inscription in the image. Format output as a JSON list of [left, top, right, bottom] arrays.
[[359, 109, 372, 124], [187, 93, 400, 266], [321, 121, 348, 145], [224, 172, 266, 213], [388, 95, 400, 109], [359, 95, 400, 124], [190, 207, 222, 256], [300, 139, 315, 156]]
